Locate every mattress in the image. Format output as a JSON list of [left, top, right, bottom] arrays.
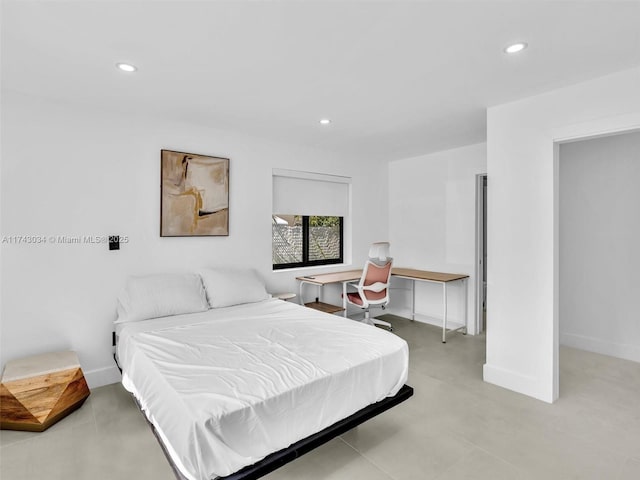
[[117, 298, 409, 480]]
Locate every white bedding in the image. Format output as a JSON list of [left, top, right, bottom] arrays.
[[117, 298, 409, 480]]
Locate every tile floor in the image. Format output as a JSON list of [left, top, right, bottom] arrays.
[[1, 316, 639, 479]]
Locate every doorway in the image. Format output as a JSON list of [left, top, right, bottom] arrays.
[[558, 131, 640, 409], [558, 132, 640, 364], [475, 174, 487, 334]]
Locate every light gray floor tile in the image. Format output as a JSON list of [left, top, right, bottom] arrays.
[[618, 457, 640, 480], [264, 438, 393, 480], [341, 410, 476, 480], [0, 439, 30, 479], [472, 417, 626, 480], [433, 447, 527, 480]]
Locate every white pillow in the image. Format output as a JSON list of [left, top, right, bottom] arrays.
[[116, 273, 209, 323], [200, 267, 269, 308]]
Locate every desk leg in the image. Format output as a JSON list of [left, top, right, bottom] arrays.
[[298, 280, 319, 307], [411, 279, 416, 322], [442, 282, 448, 343], [342, 282, 348, 318], [464, 278, 468, 334]]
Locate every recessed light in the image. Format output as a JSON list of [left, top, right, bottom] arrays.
[[116, 63, 137, 72], [504, 42, 527, 54], [319, 119, 331, 125]]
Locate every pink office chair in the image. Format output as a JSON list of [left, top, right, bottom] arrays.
[[345, 242, 394, 331]]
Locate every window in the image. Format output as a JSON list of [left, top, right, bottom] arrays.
[[272, 169, 350, 270], [272, 215, 343, 269]]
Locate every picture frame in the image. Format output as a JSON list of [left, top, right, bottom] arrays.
[[160, 149, 229, 236]]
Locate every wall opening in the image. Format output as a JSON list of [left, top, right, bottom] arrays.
[[557, 130, 640, 398]]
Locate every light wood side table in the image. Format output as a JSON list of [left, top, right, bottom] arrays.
[[0, 351, 90, 432]]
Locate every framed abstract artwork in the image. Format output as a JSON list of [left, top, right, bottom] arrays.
[[161, 150, 229, 236]]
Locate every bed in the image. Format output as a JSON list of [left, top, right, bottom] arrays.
[[115, 270, 412, 480]]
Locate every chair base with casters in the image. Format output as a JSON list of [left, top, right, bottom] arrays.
[[363, 308, 393, 331], [345, 290, 393, 331]]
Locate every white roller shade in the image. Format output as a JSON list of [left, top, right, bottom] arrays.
[[272, 169, 350, 217]]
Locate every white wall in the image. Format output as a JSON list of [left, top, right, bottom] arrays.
[[486, 66, 640, 403], [0, 91, 389, 387], [388, 143, 486, 334], [559, 132, 640, 362]]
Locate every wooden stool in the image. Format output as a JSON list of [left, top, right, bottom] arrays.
[[0, 351, 90, 432]]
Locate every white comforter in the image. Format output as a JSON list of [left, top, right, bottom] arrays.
[[117, 298, 408, 480]]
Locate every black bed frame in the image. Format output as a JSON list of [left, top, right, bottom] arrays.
[[137, 384, 414, 480]]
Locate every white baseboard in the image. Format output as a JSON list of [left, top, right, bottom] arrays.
[[483, 363, 554, 403], [84, 364, 121, 389], [560, 333, 640, 363]]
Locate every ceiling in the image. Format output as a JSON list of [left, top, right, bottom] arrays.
[[2, 0, 640, 160]]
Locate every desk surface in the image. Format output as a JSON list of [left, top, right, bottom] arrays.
[[391, 268, 468, 283], [296, 270, 362, 285], [296, 267, 468, 285]]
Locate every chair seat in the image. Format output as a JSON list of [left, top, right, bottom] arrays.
[[346, 292, 364, 306]]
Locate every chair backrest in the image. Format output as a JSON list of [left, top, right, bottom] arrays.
[[359, 259, 393, 305]]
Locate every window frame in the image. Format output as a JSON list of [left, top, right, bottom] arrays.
[[272, 215, 344, 270]]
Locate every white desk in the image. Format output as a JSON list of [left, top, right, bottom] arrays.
[[296, 267, 469, 343]]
